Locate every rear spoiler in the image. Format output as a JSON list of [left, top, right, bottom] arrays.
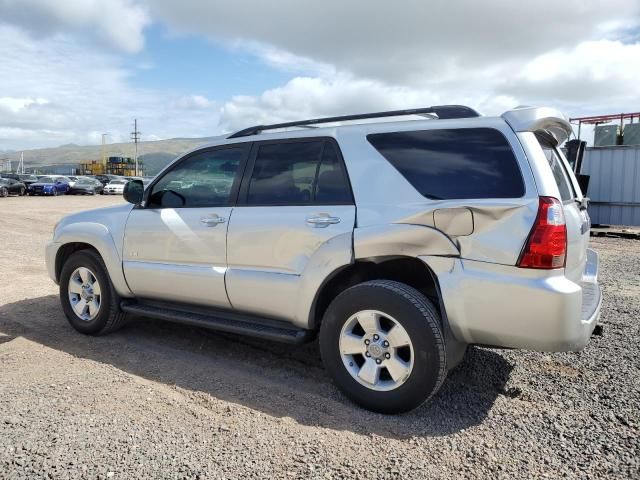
[[501, 106, 573, 146]]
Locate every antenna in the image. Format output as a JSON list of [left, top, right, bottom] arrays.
[[130, 119, 141, 176]]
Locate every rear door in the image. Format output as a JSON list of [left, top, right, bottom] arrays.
[[537, 137, 590, 283], [226, 138, 355, 321]]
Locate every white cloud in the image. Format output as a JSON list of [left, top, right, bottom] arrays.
[[0, 0, 149, 52], [151, 0, 639, 138], [0, 25, 219, 151], [0, 97, 49, 113], [1, 0, 639, 151], [147, 0, 640, 85]]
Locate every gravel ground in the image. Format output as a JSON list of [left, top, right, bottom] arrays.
[[0, 195, 638, 479]]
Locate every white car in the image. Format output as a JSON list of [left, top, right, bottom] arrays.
[[103, 179, 128, 195]]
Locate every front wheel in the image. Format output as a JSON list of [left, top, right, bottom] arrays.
[[19, 187, 25, 196], [320, 280, 447, 414], [59, 250, 127, 335], [0, 187, 7, 197]]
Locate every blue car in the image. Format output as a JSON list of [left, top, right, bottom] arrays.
[[28, 176, 71, 196]]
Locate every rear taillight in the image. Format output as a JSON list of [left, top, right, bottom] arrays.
[[518, 196, 567, 269]]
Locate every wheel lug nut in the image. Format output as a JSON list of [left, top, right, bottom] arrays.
[[373, 334, 379, 340], [375, 359, 381, 364], [383, 341, 389, 347], [364, 339, 370, 345], [385, 353, 390, 359], [365, 352, 370, 357]]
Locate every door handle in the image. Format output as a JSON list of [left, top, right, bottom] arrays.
[[306, 214, 341, 228], [200, 214, 226, 226]]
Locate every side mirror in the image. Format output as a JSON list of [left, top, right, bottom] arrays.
[[123, 179, 144, 204]]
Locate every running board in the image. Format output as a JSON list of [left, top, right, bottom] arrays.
[[120, 300, 313, 344]]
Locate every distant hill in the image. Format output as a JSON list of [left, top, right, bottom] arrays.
[[2, 136, 222, 175]]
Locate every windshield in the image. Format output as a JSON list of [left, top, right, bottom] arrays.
[[110, 180, 127, 185], [77, 178, 93, 184], [38, 176, 55, 183]]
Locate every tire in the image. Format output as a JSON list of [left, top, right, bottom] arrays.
[[59, 250, 128, 335], [0, 187, 7, 197], [53, 189, 58, 196], [319, 280, 446, 414], [19, 187, 25, 196]]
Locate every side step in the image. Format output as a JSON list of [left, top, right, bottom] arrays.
[[120, 300, 314, 344]]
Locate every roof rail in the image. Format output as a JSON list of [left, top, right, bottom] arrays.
[[227, 105, 480, 139]]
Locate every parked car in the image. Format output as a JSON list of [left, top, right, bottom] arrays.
[[18, 174, 39, 191], [103, 178, 128, 195], [93, 174, 121, 187], [28, 176, 71, 196], [1, 173, 20, 181], [69, 177, 103, 195], [0, 177, 27, 196], [46, 105, 601, 413], [67, 176, 79, 188]]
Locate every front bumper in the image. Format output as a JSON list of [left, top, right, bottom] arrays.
[[421, 248, 602, 352], [45, 241, 61, 284]]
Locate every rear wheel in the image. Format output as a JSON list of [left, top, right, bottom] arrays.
[[0, 187, 7, 197], [19, 187, 25, 196], [59, 250, 127, 335], [320, 280, 446, 413]]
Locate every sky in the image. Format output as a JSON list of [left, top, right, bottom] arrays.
[[0, 0, 639, 151]]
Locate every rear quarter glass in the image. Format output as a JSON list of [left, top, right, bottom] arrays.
[[367, 127, 525, 200]]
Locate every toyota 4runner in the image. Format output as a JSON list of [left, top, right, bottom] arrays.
[[46, 105, 602, 413]]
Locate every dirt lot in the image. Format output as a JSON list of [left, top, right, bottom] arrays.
[[0, 195, 638, 479]]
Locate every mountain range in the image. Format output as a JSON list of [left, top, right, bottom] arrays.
[[0, 136, 221, 175]]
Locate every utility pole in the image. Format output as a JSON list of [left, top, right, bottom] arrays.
[[101, 133, 109, 172], [17, 152, 24, 174], [131, 119, 141, 176]]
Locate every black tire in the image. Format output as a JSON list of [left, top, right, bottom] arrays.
[[319, 280, 446, 414], [53, 189, 58, 196], [19, 187, 25, 196], [0, 187, 7, 197], [59, 250, 128, 335]]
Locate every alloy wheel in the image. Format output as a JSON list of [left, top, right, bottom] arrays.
[[67, 267, 102, 322], [339, 310, 414, 392]]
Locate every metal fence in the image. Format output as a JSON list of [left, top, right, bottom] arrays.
[[581, 146, 640, 226]]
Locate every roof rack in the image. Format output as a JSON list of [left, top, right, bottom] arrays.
[[227, 105, 480, 139]]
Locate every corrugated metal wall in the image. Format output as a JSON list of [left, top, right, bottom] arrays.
[[581, 146, 640, 226]]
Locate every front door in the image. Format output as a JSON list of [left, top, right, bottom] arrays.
[[123, 144, 249, 307], [226, 138, 356, 322]]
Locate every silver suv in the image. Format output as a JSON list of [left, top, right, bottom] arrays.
[[45, 105, 601, 413]]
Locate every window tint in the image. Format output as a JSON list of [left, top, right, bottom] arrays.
[[367, 128, 525, 200], [540, 145, 575, 202], [246, 141, 351, 205], [315, 143, 352, 203], [148, 147, 243, 208]]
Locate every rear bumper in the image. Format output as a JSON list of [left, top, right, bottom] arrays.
[[421, 248, 602, 352]]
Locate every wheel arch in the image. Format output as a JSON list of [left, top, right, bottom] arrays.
[[308, 256, 445, 331], [53, 223, 133, 297]]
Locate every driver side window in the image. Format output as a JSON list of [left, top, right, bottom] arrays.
[[148, 147, 244, 208]]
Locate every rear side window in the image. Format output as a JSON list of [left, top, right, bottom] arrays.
[[367, 128, 525, 199], [539, 143, 575, 202], [246, 140, 352, 205]]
